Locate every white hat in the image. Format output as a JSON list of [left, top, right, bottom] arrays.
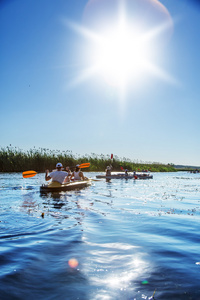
[[76, 164, 80, 168], [56, 163, 63, 168]]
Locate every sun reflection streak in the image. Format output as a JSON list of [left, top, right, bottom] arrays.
[[82, 241, 152, 299], [105, 257, 146, 287]]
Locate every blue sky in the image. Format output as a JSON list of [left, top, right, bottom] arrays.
[[1, 0, 200, 166]]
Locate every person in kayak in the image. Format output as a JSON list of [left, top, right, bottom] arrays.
[[133, 171, 138, 179], [106, 165, 112, 176], [66, 166, 71, 176], [70, 165, 85, 181], [45, 163, 68, 184], [63, 166, 72, 183]]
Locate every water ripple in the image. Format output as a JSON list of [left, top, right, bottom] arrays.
[[0, 172, 200, 299]]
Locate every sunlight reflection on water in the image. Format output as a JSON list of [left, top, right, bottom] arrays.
[[82, 240, 151, 300], [0, 172, 200, 299]]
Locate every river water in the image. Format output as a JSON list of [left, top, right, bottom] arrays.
[[0, 172, 200, 300]]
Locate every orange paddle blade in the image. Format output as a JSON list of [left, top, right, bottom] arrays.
[[22, 170, 37, 178], [79, 163, 90, 168]]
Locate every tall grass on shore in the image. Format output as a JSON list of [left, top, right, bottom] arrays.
[[0, 146, 177, 173]]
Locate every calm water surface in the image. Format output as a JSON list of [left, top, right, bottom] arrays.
[[0, 172, 200, 300]]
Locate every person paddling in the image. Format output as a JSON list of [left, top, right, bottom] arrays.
[[70, 165, 85, 181], [45, 163, 68, 184]]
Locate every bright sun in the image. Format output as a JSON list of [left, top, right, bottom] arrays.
[[67, 0, 175, 100], [89, 18, 152, 90]]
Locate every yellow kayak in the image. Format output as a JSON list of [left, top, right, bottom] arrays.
[[40, 179, 91, 193]]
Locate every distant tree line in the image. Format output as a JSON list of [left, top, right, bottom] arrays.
[[0, 146, 177, 173]]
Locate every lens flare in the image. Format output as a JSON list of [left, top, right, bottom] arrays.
[[68, 258, 79, 268]]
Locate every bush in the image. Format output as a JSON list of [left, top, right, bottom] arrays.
[[0, 146, 177, 173]]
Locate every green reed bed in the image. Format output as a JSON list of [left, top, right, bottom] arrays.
[[0, 146, 177, 173]]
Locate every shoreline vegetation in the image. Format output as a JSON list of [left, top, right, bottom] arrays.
[[0, 146, 188, 173]]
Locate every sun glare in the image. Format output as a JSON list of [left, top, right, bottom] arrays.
[[66, 0, 175, 105], [90, 23, 152, 89]]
